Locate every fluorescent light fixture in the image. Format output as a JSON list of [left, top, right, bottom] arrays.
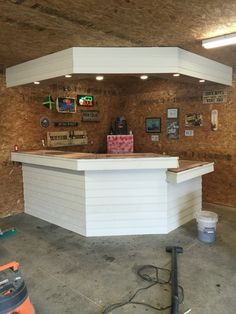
[[65, 74, 72, 78], [140, 75, 148, 80], [34, 81, 40, 84], [173, 73, 180, 77], [199, 79, 205, 83], [202, 32, 236, 49], [96, 75, 104, 81]]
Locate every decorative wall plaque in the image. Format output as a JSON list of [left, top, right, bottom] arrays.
[[54, 122, 79, 127], [43, 95, 54, 110], [151, 135, 159, 141], [47, 130, 88, 147], [185, 130, 194, 137], [81, 110, 100, 122], [202, 90, 227, 104], [40, 117, 50, 128]]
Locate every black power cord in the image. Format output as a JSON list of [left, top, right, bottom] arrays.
[[102, 265, 184, 313]]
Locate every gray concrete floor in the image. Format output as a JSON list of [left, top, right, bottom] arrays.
[[0, 205, 236, 314]]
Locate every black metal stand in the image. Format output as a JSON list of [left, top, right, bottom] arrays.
[[166, 246, 183, 314]]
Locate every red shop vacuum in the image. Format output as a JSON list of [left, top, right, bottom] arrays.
[[0, 261, 35, 314]]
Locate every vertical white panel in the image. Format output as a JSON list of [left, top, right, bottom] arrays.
[[22, 165, 87, 235]]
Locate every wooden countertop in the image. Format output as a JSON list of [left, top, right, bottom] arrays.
[[168, 160, 210, 173], [14, 151, 210, 173], [16, 150, 167, 159], [11, 150, 179, 171]]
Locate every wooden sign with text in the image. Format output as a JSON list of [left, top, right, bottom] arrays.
[[202, 90, 227, 104], [81, 110, 100, 122]]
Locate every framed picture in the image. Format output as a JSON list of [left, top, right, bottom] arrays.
[[185, 113, 203, 127], [167, 119, 179, 139], [56, 97, 76, 113], [77, 95, 94, 106], [167, 108, 179, 118], [145, 117, 161, 133]]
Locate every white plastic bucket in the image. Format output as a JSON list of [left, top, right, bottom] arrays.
[[196, 211, 218, 243]]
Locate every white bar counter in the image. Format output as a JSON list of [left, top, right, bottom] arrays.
[[11, 150, 214, 237]]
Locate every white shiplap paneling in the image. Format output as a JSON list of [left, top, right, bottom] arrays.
[[23, 165, 87, 236], [85, 169, 168, 236], [167, 177, 202, 232], [19, 161, 207, 237]]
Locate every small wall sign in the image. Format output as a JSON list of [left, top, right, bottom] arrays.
[[185, 130, 194, 137], [81, 110, 100, 122], [151, 135, 159, 141], [54, 122, 79, 127], [202, 90, 227, 104]]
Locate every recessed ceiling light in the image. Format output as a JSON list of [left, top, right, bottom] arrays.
[[173, 73, 180, 77], [140, 75, 148, 80], [96, 75, 104, 81], [65, 74, 72, 78], [34, 81, 40, 85], [199, 79, 205, 83], [202, 32, 236, 49]]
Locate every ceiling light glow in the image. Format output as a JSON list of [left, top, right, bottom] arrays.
[[65, 74, 72, 78], [140, 75, 148, 80], [199, 79, 205, 83], [96, 75, 104, 81], [202, 32, 236, 49], [34, 81, 40, 85], [173, 73, 180, 77]]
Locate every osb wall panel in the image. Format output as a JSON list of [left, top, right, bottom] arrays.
[[121, 78, 236, 207], [1, 73, 235, 217], [2, 0, 236, 68], [0, 75, 121, 217]]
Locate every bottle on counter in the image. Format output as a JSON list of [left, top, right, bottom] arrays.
[[14, 144, 19, 152]]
